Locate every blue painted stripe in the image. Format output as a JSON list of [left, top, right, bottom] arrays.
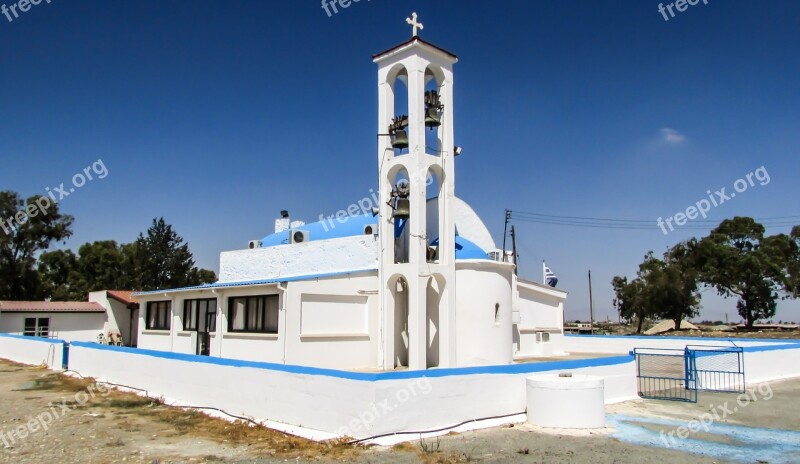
[[0, 333, 66, 344], [69, 341, 633, 381]]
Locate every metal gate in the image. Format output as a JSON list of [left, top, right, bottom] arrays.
[[686, 345, 745, 393], [634, 347, 696, 402], [634, 345, 745, 402]]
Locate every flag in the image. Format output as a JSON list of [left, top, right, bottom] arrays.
[[543, 262, 558, 288]]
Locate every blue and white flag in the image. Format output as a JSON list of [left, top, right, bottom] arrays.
[[543, 262, 558, 288]]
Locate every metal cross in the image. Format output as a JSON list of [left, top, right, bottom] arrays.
[[406, 12, 423, 37]]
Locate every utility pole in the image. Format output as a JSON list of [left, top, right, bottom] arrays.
[[501, 209, 511, 262], [588, 270, 595, 335], [510, 225, 518, 276]]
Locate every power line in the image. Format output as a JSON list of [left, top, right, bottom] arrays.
[[509, 211, 800, 231]]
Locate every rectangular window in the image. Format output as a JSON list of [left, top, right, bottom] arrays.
[[146, 301, 171, 331], [183, 298, 217, 332], [23, 318, 49, 337], [228, 295, 279, 334]]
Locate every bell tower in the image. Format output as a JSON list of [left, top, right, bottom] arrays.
[[374, 14, 458, 371]]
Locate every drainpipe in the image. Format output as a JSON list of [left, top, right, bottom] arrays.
[[277, 283, 288, 364]]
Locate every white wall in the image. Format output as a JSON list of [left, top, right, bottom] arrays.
[[563, 334, 780, 355], [88, 291, 137, 346], [455, 263, 513, 366], [285, 275, 381, 370], [0, 312, 105, 343], [66, 342, 635, 443], [137, 274, 383, 370], [218, 235, 378, 283], [0, 334, 64, 369], [513, 279, 567, 358]]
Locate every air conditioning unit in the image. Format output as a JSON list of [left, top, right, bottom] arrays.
[[248, 240, 262, 249], [363, 224, 378, 236], [289, 230, 309, 244], [488, 250, 502, 261]]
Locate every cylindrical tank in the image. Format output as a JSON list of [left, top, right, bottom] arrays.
[[526, 374, 605, 429]]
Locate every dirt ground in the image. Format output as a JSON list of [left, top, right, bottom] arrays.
[[1, 358, 798, 464]]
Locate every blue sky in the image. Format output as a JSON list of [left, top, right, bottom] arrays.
[[1, 1, 798, 323]]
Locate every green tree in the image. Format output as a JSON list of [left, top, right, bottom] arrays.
[[38, 249, 79, 300], [72, 241, 127, 296], [0, 191, 73, 300], [612, 275, 649, 334], [658, 242, 702, 330], [694, 217, 791, 328], [128, 218, 216, 291]]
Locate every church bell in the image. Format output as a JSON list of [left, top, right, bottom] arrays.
[[391, 128, 409, 149], [425, 106, 441, 128], [393, 198, 410, 219]]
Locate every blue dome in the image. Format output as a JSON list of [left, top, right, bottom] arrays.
[[260, 213, 488, 260]]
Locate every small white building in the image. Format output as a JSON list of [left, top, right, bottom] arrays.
[[135, 31, 567, 371], [0, 290, 140, 345]]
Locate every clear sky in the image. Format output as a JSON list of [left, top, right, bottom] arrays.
[[1, 1, 798, 323]]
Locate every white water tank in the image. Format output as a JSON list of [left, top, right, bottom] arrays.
[[526, 373, 605, 429]]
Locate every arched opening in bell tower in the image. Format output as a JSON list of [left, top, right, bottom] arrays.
[[424, 65, 445, 157]]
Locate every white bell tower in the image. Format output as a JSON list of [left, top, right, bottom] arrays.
[[374, 14, 459, 371]]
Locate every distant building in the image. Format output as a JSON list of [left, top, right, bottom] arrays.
[[0, 290, 139, 345]]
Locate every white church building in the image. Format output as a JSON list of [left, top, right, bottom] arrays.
[[135, 28, 567, 371]]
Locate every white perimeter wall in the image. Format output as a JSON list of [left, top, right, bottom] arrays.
[[0, 334, 64, 369], [564, 334, 781, 354], [66, 343, 636, 442], [0, 312, 105, 343]]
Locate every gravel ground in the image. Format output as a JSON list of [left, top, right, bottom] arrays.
[[1, 358, 798, 464]]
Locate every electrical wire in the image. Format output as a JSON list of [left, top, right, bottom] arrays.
[[62, 369, 525, 447], [509, 210, 800, 231], [62, 369, 265, 428], [345, 411, 525, 445]]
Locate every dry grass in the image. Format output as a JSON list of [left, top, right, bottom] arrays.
[[24, 370, 366, 460]]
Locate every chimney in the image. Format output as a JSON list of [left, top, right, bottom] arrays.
[[275, 210, 290, 233]]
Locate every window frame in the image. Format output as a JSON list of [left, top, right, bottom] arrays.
[[23, 317, 49, 337], [227, 295, 279, 334], [183, 298, 217, 332], [145, 301, 172, 331]]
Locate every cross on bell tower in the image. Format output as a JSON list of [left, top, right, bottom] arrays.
[[373, 19, 459, 371], [406, 12, 423, 37]]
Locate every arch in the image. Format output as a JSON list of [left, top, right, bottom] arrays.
[[424, 65, 445, 157], [426, 273, 447, 368], [425, 166, 444, 262], [387, 274, 409, 368], [388, 64, 410, 156], [388, 167, 411, 264]]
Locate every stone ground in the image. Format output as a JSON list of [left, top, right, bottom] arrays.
[[1, 358, 798, 464]]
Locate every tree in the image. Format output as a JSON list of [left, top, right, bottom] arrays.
[[0, 191, 73, 300], [612, 248, 701, 333], [694, 217, 791, 328], [71, 241, 127, 296], [128, 218, 216, 291], [38, 249, 79, 300], [658, 242, 702, 330], [612, 275, 649, 333]]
